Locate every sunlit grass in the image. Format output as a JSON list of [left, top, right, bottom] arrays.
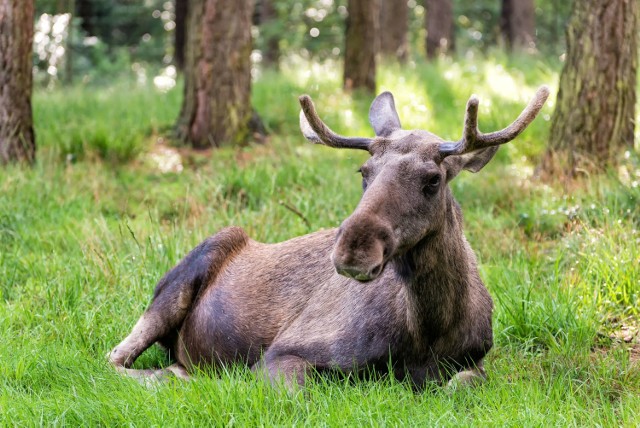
[[33, 79, 181, 163], [1, 55, 639, 425]]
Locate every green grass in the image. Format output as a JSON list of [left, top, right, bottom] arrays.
[[1, 56, 639, 425]]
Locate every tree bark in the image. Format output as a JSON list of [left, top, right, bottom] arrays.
[[425, 0, 454, 59], [500, 0, 535, 51], [380, 0, 408, 62], [0, 0, 36, 164], [176, 0, 256, 148], [66, 0, 75, 84], [344, 0, 379, 92], [257, 0, 279, 68], [76, 0, 94, 35], [541, 0, 638, 178], [174, 0, 188, 71]]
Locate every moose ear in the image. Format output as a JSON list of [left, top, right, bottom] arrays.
[[369, 92, 402, 137], [443, 146, 500, 181]]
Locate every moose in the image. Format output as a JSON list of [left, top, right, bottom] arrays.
[[109, 86, 549, 389]]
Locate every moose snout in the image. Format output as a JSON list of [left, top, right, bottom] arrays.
[[332, 216, 395, 282]]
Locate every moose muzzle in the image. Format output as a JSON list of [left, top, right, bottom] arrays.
[[332, 214, 396, 282]]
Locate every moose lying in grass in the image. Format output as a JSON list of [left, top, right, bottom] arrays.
[[109, 86, 549, 390]]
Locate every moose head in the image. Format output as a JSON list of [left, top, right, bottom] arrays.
[[300, 86, 549, 281]]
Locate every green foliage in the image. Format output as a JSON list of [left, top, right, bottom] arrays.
[[35, 0, 167, 57], [1, 57, 639, 424], [34, 0, 170, 85], [256, 0, 348, 61], [453, 0, 572, 56]]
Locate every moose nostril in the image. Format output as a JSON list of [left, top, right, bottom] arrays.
[[370, 263, 384, 278]]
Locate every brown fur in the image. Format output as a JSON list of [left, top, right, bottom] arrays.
[[109, 89, 547, 390]]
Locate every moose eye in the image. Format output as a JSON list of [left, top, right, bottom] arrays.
[[357, 166, 370, 176], [423, 174, 441, 195], [357, 169, 367, 191], [357, 167, 370, 192]]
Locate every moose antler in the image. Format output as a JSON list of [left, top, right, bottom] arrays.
[[299, 95, 373, 150], [439, 85, 550, 156]]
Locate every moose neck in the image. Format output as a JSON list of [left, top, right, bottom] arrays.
[[393, 193, 472, 341]]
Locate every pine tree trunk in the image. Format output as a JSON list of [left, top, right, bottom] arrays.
[[77, 0, 94, 35], [500, 0, 535, 51], [380, 0, 408, 62], [0, 0, 36, 164], [174, 0, 188, 71], [176, 0, 255, 148], [344, 0, 379, 92], [541, 0, 638, 177], [425, 0, 454, 59], [259, 0, 279, 68]]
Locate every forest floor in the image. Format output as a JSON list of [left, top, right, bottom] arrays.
[[1, 56, 639, 425]]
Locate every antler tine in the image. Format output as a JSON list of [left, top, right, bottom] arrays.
[[440, 85, 550, 156], [438, 95, 480, 155], [299, 95, 373, 150]]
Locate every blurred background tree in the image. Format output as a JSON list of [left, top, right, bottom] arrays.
[[174, 0, 188, 70], [500, 0, 535, 52], [343, 0, 379, 92], [379, 0, 408, 62], [425, 0, 454, 59], [254, 0, 280, 68]]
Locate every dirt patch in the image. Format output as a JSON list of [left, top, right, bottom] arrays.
[[608, 322, 639, 344], [630, 344, 640, 365], [592, 317, 640, 366], [147, 142, 184, 173]]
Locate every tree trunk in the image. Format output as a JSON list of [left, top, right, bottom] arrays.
[[500, 0, 535, 51], [541, 0, 638, 178], [176, 0, 256, 148], [425, 0, 454, 59], [380, 0, 408, 62], [66, 0, 75, 84], [76, 0, 94, 35], [344, 0, 379, 92], [0, 0, 36, 164], [256, 0, 279, 68], [174, 0, 188, 71]]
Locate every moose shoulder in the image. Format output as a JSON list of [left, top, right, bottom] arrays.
[[109, 87, 549, 389]]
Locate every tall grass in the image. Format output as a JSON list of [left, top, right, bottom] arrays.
[[1, 56, 638, 425]]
